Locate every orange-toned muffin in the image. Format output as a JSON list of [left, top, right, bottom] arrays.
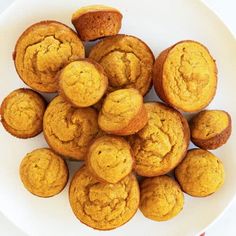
[[69, 166, 139, 230], [129, 102, 190, 176], [71, 5, 122, 41], [86, 135, 133, 183], [175, 149, 225, 197], [58, 59, 108, 107], [140, 176, 184, 221], [89, 34, 154, 95], [98, 88, 148, 135], [153, 40, 217, 112], [19, 148, 68, 197], [1, 88, 46, 138], [190, 110, 232, 149], [43, 96, 98, 160], [13, 20, 85, 93]]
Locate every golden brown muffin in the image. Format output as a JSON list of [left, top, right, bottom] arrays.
[[129, 102, 190, 176], [153, 40, 217, 112], [69, 166, 139, 230], [13, 20, 85, 93], [190, 110, 232, 149], [98, 88, 148, 135], [43, 96, 98, 160], [140, 176, 184, 221], [58, 59, 108, 107], [175, 149, 225, 197], [89, 34, 154, 95], [86, 135, 133, 183], [1, 88, 46, 138], [19, 148, 68, 197], [71, 5, 122, 41]]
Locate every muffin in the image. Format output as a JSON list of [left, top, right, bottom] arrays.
[[190, 110, 232, 149], [43, 96, 98, 160], [129, 102, 190, 176], [13, 20, 85, 93], [71, 5, 122, 41], [153, 40, 217, 112], [58, 59, 108, 107], [1, 88, 46, 138], [89, 34, 154, 95], [140, 176, 184, 221], [69, 166, 139, 230], [19, 148, 68, 197], [175, 149, 225, 197], [86, 135, 133, 183], [98, 88, 148, 135]]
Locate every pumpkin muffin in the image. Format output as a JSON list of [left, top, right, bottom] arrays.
[[175, 149, 225, 197], [140, 176, 184, 221], [98, 88, 148, 135], [43, 96, 98, 160], [153, 40, 217, 112], [13, 20, 85, 93], [89, 34, 154, 95], [86, 135, 133, 183], [58, 59, 108, 107], [190, 110, 232, 149], [71, 5, 122, 41], [1, 88, 46, 138], [69, 166, 139, 230], [129, 102, 190, 176], [19, 148, 68, 197]]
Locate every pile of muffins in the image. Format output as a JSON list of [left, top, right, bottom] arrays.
[[0, 5, 232, 230]]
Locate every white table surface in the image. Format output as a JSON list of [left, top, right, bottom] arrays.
[[0, 0, 235, 235]]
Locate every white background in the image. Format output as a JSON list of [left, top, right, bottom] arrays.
[[0, 0, 235, 235]]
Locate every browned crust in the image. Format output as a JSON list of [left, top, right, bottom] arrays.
[[153, 40, 218, 112], [72, 10, 122, 41], [1, 88, 47, 139], [190, 111, 232, 150]]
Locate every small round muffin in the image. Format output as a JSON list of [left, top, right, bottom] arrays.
[[71, 5, 122, 41], [1, 88, 46, 138], [58, 59, 108, 107], [153, 40, 217, 112], [19, 148, 68, 197], [140, 176, 184, 221], [69, 166, 139, 230], [98, 88, 148, 135], [175, 149, 225, 197], [129, 102, 190, 177], [13, 20, 85, 93], [190, 110, 232, 149], [89, 34, 154, 95], [86, 135, 133, 183], [43, 96, 98, 160]]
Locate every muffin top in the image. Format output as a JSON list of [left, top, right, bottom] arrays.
[[14, 20, 84, 92], [1, 88, 46, 138], [20, 148, 68, 197], [140, 176, 184, 221], [175, 149, 225, 197], [89, 34, 154, 95], [69, 166, 139, 230], [86, 135, 133, 183]]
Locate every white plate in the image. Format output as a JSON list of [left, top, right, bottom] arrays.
[[0, 0, 236, 235]]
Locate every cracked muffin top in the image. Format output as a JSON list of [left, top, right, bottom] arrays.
[[58, 59, 108, 107], [175, 149, 225, 197], [89, 34, 154, 95], [13, 20, 85, 93], [69, 166, 139, 230], [43, 96, 98, 160], [1, 88, 46, 138], [153, 40, 217, 112], [20, 148, 68, 197]]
